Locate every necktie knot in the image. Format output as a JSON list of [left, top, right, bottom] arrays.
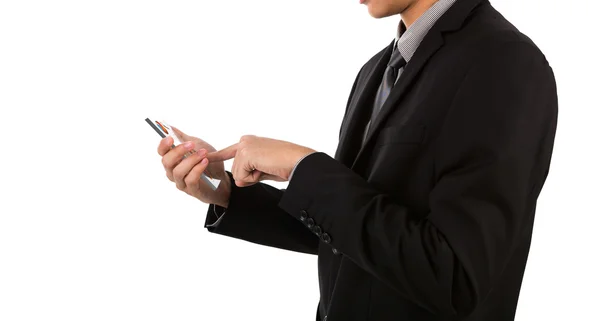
[[389, 49, 406, 70]]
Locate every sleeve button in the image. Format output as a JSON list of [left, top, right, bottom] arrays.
[[300, 210, 308, 221], [312, 225, 322, 236], [321, 233, 331, 244], [306, 218, 315, 228]]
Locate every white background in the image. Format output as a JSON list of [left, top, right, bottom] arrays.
[[0, 0, 598, 320]]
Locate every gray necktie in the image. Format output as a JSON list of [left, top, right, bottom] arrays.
[[363, 48, 406, 142]]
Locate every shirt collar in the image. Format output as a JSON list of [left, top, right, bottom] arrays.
[[394, 0, 456, 63]]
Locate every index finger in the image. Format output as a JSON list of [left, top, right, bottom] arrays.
[[207, 143, 239, 162]]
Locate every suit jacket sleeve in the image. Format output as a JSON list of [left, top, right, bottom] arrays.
[[204, 172, 319, 255], [278, 41, 558, 317], [203, 66, 368, 255]]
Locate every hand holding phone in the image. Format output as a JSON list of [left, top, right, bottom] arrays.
[[146, 118, 221, 190]]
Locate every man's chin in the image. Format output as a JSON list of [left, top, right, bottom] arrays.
[[367, 6, 397, 19]]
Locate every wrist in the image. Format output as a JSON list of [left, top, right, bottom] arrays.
[[288, 149, 316, 181], [213, 174, 232, 208]]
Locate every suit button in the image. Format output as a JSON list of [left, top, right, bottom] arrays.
[[306, 218, 315, 228], [321, 233, 331, 243], [312, 225, 322, 236], [332, 248, 339, 255], [300, 210, 308, 221]]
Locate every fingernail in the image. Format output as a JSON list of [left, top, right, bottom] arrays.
[[201, 158, 208, 164], [197, 149, 207, 156], [184, 142, 194, 149]]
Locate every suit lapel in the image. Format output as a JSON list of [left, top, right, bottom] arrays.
[[336, 41, 394, 166], [351, 0, 485, 170], [351, 33, 444, 169]]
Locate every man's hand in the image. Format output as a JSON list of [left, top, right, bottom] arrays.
[[208, 135, 316, 187], [158, 127, 231, 208]]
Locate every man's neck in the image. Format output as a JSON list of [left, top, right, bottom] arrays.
[[401, 0, 439, 27]]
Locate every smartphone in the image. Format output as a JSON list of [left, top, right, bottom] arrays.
[[145, 118, 221, 190]]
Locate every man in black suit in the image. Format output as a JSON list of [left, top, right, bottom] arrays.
[[157, 0, 558, 319]]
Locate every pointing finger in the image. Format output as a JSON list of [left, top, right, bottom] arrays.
[[208, 143, 239, 162]]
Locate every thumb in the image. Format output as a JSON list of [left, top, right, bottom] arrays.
[[207, 143, 239, 162], [170, 126, 191, 141]]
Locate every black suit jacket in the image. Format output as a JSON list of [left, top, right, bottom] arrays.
[[205, 0, 558, 320]]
